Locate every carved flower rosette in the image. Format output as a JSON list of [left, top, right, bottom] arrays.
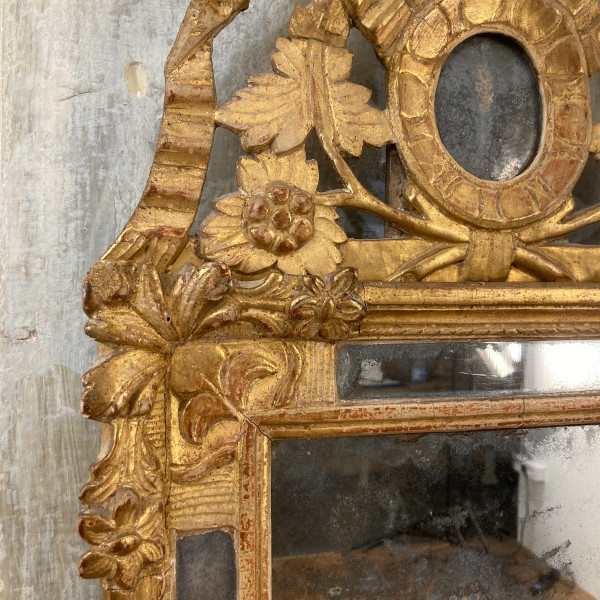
[[199, 148, 347, 275]]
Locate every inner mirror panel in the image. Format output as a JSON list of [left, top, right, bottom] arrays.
[[272, 427, 600, 599], [435, 33, 542, 182], [337, 341, 600, 401], [176, 531, 236, 600]]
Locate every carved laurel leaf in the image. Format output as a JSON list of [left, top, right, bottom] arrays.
[[217, 37, 391, 156]]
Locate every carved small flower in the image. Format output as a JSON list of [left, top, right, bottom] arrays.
[[82, 261, 236, 421], [79, 489, 164, 590], [289, 268, 365, 339], [199, 147, 346, 275]]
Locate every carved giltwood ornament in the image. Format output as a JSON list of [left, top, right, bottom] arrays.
[[80, 0, 600, 597]]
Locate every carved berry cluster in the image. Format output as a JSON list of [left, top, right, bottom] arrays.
[[243, 181, 315, 255]]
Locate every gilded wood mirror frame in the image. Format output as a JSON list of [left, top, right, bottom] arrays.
[[78, 0, 600, 597]]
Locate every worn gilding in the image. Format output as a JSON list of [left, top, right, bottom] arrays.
[[79, 0, 600, 598]]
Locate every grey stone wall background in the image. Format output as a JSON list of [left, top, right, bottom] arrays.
[[2, 1, 600, 599]]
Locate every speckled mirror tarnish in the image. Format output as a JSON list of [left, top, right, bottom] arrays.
[[77, 0, 600, 598], [271, 428, 600, 599], [337, 341, 600, 400], [176, 532, 236, 600], [435, 34, 542, 182]]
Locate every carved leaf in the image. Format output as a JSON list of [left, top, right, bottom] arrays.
[[238, 308, 289, 337], [330, 79, 392, 156], [217, 38, 391, 156], [289, 0, 350, 47], [217, 38, 311, 153], [79, 420, 163, 506], [179, 391, 238, 444], [131, 264, 180, 342], [85, 307, 167, 351], [272, 343, 303, 408], [168, 262, 232, 338], [81, 350, 166, 421], [219, 351, 278, 408], [83, 261, 136, 314]]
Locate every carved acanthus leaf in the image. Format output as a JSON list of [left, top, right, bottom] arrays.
[[82, 261, 235, 421], [289, 0, 350, 47], [79, 420, 163, 507]]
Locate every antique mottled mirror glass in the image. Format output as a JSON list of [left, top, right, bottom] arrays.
[[272, 426, 600, 599], [435, 33, 543, 182]]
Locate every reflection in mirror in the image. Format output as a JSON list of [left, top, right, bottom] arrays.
[[338, 341, 600, 400], [435, 34, 542, 182], [272, 427, 600, 599], [176, 531, 236, 600]]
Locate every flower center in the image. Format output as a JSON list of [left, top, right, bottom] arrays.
[[243, 181, 315, 255]]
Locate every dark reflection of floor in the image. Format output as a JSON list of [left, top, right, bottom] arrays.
[[272, 536, 593, 600]]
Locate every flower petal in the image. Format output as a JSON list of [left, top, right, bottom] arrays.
[[78, 513, 116, 545], [320, 320, 351, 340], [289, 296, 318, 320], [276, 252, 308, 275], [238, 155, 270, 193], [295, 320, 321, 339], [213, 194, 245, 217], [237, 147, 318, 195], [204, 239, 255, 268], [201, 214, 242, 236], [314, 216, 347, 244], [79, 551, 116, 580], [237, 249, 277, 273], [337, 297, 365, 320], [115, 553, 144, 590], [303, 274, 325, 295], [314, 203, 340, 221], [327, 267, 358, 296], [296, 239, 341, 275], [138, 540, 164, 564]]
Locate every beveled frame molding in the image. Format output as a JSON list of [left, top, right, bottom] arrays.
[[79, 0, 600, 598]]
